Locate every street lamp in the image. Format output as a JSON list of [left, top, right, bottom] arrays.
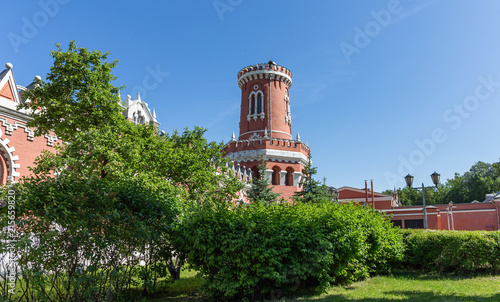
[[404, 171, 440, 229]]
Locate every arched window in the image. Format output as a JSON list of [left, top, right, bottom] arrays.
[[257, 94, 262, 114], [251, 166, 260, 180], [250, 95, 255, 115], [272, 166, 280, 185], [247, 91, 265, 121], [285, 167, 294, 186]]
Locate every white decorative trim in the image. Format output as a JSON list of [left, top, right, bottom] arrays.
[[44, 134, 58, 146], [238, 64, 292, 88], [239, 129, 292, 139], [247, 90, 265, 121], [0, 128, 20, 182], [226, 149, 309, 166], [293, 172, 303, 187], [0, 117, 38, 141], [284, 95, 292, 126]]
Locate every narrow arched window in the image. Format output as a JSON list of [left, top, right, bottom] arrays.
[[257, 94, 262, 114], [250, 95, 256, 115], [272, 167, 280, 185], [251, 166, 260, 180], [285, 167, 294, 186]]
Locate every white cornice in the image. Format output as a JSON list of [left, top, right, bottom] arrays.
[[238, 69, 292, 88], [239, 129, 292, 139], [226, 148, 308, 165]]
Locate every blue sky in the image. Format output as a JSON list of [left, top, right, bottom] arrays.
[[2, 0, 500, 192]]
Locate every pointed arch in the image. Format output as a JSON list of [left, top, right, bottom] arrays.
[[247, 90, 265, 121]]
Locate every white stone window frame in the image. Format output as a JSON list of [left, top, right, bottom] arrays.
[[284, 95, 292, 126], [247, 90, 265, 121]]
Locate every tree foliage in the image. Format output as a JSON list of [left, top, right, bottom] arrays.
[[174, 201, 404, 301], [246, 158, 281, 204], [394, 161, 500, 205], [1, 41, 243, 301], [402, 229, 500, 275], [293, 153, 332, 203], [19, 40, 126, 141]]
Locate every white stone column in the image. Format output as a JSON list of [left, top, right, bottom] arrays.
[[293, 172, 303, 187], [264, 169, 273, 183], [280, 171, 287, 186]]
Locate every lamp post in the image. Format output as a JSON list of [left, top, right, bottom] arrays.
[[404, 172, 440, 229]]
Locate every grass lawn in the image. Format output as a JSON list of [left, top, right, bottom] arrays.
[[153, 271, 500, 302]]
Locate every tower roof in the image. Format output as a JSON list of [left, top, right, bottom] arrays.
[[237, 61, 292, 89]]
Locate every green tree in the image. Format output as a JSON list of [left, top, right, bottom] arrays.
[[19, 40, 126, 141], [1, 41, 244, 300], [293, 153, 331, 203], [247, 158, 281, 204]]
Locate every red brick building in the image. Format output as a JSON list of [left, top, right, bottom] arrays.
[[223, 61, 310, 200], [0, 63, 58, 184], [0, 63, 159, 184], [337, 185, 500, 231]]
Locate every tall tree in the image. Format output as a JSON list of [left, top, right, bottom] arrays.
[[19, 40, 126, 141], [8, 41, 244, 287], [293, 153, 331, 203], [247, 158, 281, 204]]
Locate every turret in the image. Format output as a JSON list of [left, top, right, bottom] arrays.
[[237, 60, 293, 140]]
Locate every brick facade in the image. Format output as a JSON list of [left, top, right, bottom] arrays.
[[0, 63, 57, 183], [224, 61, 309, 200]]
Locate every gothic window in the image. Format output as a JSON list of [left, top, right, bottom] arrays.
[[285, 167, 294, 186], [251, 166, 260, 180], [272, 166, 280, 185], [257, 94, 263, 114], [251, 95, 255, 115], [285, 95, 292, 126], [247, 91, 265, 121]]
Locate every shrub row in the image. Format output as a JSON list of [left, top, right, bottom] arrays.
[[173, 202, 404, 301], [0, 175, 177, 301], [401, 229, 500, 274]]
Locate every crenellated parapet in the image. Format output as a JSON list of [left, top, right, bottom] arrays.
[[237, 61, 292, 88], [225, 136, 310, 154]]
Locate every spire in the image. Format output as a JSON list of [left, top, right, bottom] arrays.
[[296, 132, 301, 141], [137, 91, 141, 101], [231, 131, 236, 141], [264, 127, 269, 139]]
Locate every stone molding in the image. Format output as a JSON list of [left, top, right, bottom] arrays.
[[226, 148, 309, 166]]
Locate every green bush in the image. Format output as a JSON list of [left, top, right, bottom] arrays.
[[173, 202, 404, 301], [0, 175, 177, 301], [402, 229, 500, 274]]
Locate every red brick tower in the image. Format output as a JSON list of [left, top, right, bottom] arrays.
[[223, 60, 310, 200]]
